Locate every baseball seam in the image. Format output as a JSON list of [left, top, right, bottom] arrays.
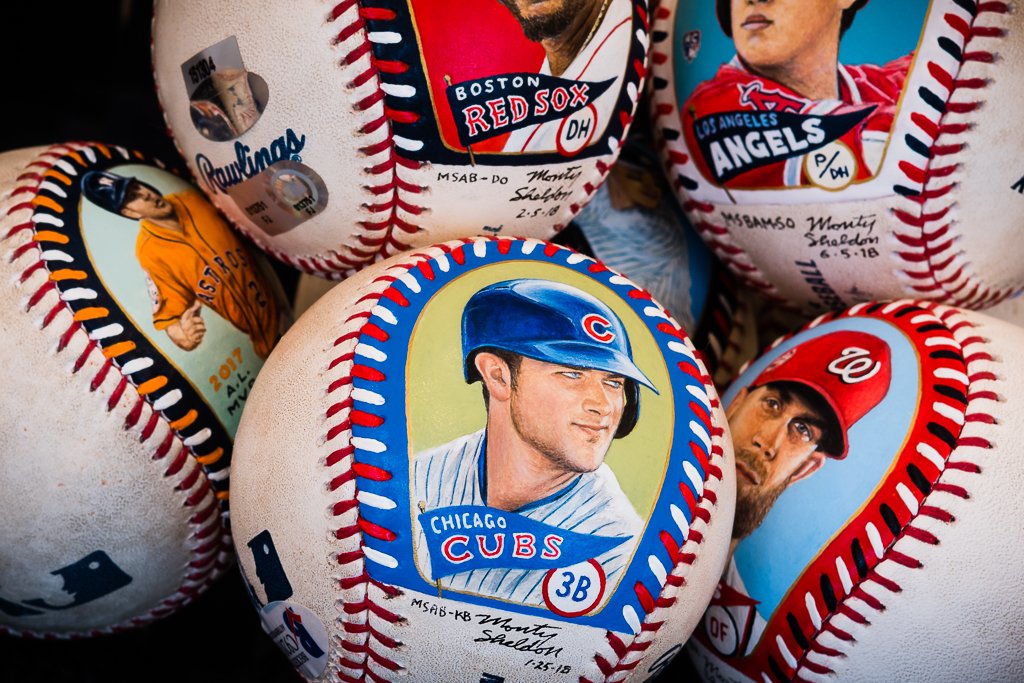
[[891, 1, 1019, 309], [0, 143, 229, 638], [320, 236, 724, 682], [733, 301, 994, 682]]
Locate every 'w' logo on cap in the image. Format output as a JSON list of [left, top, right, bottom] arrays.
[[582, 313, 615, 344]]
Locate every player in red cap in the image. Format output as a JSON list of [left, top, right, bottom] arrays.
[[726, 330, 891, 545], [681, 0, 910, 189]]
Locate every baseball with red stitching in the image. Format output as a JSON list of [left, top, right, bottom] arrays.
[[686, 300, 1024, 682], [0, 142, 288, 636], [650, 1, 1024, 315], [228, 236, 736, 681], [151, 0, 650, 280], [985, 292, 1024, 328]]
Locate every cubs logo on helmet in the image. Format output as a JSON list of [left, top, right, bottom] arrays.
[[582, 313, 615, 344], [460, 278, 658, 438]]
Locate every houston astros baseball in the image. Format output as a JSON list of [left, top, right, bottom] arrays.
[[687, 300, 1024, 682], [650, 1, 1024, 314], [151, 0, 650, 278], [0, 142, 289, 636], [228, 236, 735, 680]]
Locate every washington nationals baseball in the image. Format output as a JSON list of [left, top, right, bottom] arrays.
[[0, 142, 289, 636], [151, 0, 649, 278], [650, 1, 1024, 314], [688, 300, 1024, 682], [227, 236, 736, 681]]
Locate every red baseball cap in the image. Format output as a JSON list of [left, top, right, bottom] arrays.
[[750, 331, 892, 458]]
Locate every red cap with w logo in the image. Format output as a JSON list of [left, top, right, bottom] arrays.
[[751, 330, 892, 458]]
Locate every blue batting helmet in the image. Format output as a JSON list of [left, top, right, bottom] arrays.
[[81, 170, 132, 214], [462, 279, 657, 438], [81, 171, 162, 216]]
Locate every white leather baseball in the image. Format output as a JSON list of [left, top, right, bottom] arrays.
[[152, 0, 650, 278], [686, 300, 1024, 682], [650, 1, 1024, 314], [228, 236, 735, 681], [0, 142, 285, 636]]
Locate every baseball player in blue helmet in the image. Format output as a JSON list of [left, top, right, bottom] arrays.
[[413, 279, 657, 605]]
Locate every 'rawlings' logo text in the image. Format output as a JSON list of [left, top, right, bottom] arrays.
[[196, 128, 307, 194]]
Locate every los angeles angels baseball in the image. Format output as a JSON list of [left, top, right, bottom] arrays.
[[689, 300, 1024, 682], [227, 236, 736, 681], [650, 1, 1024, 314], [0, 142, 289, 636], [151, 0, 649, 278]]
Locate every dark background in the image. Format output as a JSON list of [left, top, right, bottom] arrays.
[[0, 3, 702, 681]]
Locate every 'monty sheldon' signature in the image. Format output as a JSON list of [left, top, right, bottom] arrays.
[[472, 614, 564, 658]]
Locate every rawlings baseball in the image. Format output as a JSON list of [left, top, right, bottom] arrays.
[[228, 236, 735, 681], [687, 300, 1024, 682], [650, 1, 1024, 314], [151, 0, 649, 278], [0, 142, 289, 636]]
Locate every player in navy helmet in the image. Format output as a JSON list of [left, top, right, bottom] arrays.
[[413, 279, 658, 604]]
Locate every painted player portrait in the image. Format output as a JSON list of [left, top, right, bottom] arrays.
[[80, 169, 281, 360], [412, 278, 659, 608], [679, 0, 915, 190], [727, 330, 891, 547], [702, 325, 899, 658], [411, 0, 635, 156]]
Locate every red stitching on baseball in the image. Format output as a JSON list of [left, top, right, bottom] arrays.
[[892, 4, 1016, 309], [780, 303, 995, 680]]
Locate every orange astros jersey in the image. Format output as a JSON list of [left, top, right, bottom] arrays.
[[137, 188, 280, 359]]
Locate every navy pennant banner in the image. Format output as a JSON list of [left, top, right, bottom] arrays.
[[419, 505, 631, 581], [445, 73, 615, 147], [690, 106, 876, 183]]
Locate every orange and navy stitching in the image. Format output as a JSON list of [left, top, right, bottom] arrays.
[[0, 143, 230, 638]]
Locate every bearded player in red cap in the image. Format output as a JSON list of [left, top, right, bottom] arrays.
[[702, 330, 891, 658], [727, 330, 891, 547]]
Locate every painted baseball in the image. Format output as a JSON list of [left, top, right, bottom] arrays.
[[688, 300, 1024, 682], [650, 1, 1024, 314], [151, 0, 649, 278], [0, 142, 289, 636], [985, 291, 1024, 328], [228, 236, 735, 681]]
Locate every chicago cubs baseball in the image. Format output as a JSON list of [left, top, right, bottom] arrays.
[[0, 142, 289, 636], [688, 300, 1024, 682], [227, 236, 735, 681], [650, 1, 1024, 314], [151, 0, 649, 278]]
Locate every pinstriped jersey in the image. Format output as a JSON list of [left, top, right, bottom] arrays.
[[136, 188, 280, 359], [413, 428, 643, 606]]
